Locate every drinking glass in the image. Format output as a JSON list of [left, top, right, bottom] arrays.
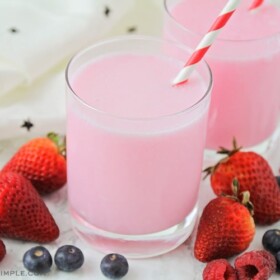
[[66, 36, 212, 258], [164, 0, 280, 160]]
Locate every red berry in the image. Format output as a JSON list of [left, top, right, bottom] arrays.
[[203, 259, 237, 280], [1, 133, 66, 195], [0, 172, 59, 242], [205, 140, 280, 225], [234, 250, 276, 280], [194, 181, 255, 262], [0, 240, 6, 262]]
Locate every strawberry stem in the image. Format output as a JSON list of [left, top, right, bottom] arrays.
[[221, 178, 240, 202], [232, 178, 239, 197], [217, 138, 242, 156], [203, 138, 242, 178], [222, 179, 254, 216], [202, 166, 214, 179], [47, 132, 66, 158], [241, 191, 254, 216]]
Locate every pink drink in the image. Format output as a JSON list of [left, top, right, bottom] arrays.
[[165, 0, 280, 149], [66, 37, 212, 256], [68, 53, 207, 234]]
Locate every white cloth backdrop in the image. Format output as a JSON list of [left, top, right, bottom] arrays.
[[0, 0, 162, 139]]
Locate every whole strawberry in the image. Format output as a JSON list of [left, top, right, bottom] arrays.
[[194, 180, 255, 262], [0, 172, 59, 242], [1, 132, 66, 195], [204, 139, 280, 225], [0, 240, 6, 262]]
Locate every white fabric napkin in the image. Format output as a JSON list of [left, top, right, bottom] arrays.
[[0, 0, 134, 95], [0, 0, 145, 140]]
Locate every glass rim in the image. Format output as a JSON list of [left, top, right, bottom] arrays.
[[164, 0, 280, 44], [65, 35, 213, 121]]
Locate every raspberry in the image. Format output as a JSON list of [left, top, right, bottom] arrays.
[[203, 259, 237, 280], [258, 250, 278, 273], [234, 250, 276, 280]]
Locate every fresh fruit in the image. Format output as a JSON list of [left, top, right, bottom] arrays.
[[0, 240, 6, 262], [234, 250, 276, 280], [203, 259, 237, 280], [204, 139, 280, 225], [262, 229, 280, 254], [23, 246, 52, 274], [0, 172, 59, 242], [276, 176, 280, 187], [194, 179, 255, 262], [274, 251, 280, 272], [54, 245, 84, 272], [1, 132, 66, 195], [100, 253, 129, 279]]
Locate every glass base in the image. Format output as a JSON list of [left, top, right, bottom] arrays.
[[203, 123, 280, 173], [70, 204, 198, 259]]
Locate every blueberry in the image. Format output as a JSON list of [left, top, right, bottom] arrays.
[[276, 176, 280, 187], [275, 251, 280, 272], [54, 245, 84, 272], [23, 246, 52, 274], [262, 229, 280, 254], [100, 253, 129, 279]]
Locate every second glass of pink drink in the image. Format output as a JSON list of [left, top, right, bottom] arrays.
[[164, 0, 280, 154], [66, 37, 212, 257]]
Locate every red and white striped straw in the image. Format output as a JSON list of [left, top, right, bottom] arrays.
[[173, 0, 241, 86], [249, 0, 264, 10]]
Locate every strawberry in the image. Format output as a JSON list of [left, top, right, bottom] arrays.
[[194, 179, 255, 262], [204, 139, 280, 225], [0, 240, 5, 262], [0, 172, 59, 243], [1, 132, 66, 195]]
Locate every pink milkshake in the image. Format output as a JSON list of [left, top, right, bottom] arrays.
[[164, 0, 280, 150], [66, 37, 212, 257]]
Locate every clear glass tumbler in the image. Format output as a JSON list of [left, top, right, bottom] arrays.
[[66, 36, 212, 258], [164, 0, 280, 162]]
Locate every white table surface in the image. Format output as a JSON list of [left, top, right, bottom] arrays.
[[1, 137, 280, 280], [1, 0, 280, 279]]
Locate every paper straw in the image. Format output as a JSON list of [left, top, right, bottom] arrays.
[[249, 0, 264, 10], [173, 0, 241, 86]]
